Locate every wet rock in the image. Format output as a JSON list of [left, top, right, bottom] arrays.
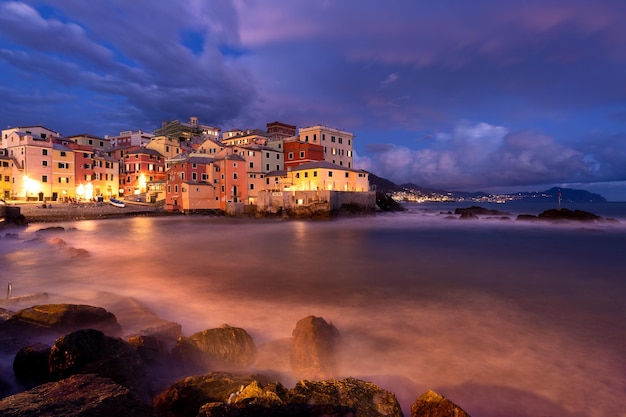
[[290, 315, 340, 379], [537, 208, 602, 222], [66, 246, 90, 257], [455, 206, 509, 217], [12, 342, 52, 387], [153, 371, 275, 417], [0, 303, 123, 340], [0, 307, 13, 322], [133, 320, 183, 343], [411, 389, 471, 417], [289, 377, 403, 417], [34, 226, 65, 233], [49, 329, 148, 399], [516, 214, 538, 221], [0, 373, 155, 417], [174, 324, 257, 373], [197, 402, 353, 417]]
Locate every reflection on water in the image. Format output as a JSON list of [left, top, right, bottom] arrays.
[[1, 212, 625, 417]]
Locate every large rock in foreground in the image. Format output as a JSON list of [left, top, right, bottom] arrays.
[[411, 390, 471, 417], [0, 303, 122, 340], [48, 328, 147, 398], [289, 377, 403, 417], [0, 373, 155, 417], [290, 315, 340, 380], [173, 324, 257, 373], [153, 372, 275, 417], [154, 373, 402, 417]]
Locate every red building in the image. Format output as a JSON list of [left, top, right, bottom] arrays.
[[283, 139, 325, 170], [123, 147, 165, 197]]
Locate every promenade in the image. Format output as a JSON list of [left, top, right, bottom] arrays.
[[6, 201, 166, 223]]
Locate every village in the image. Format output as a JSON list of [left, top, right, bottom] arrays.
[[0, 118, 375, 217]]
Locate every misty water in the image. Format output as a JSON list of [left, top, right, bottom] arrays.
[[1, 202, 625, 417]]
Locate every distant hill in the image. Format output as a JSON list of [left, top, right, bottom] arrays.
[[367, 173, 607, 203]]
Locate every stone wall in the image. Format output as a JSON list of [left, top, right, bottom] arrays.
[[256, 190, 375, 217]]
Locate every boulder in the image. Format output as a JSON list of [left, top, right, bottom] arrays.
[[153, 371, 275, 417], [173, 324, 257, 373], [0, 304, 122, 340], [288, 377, 403, 417], [411, 389, 471, 417], [290, 315, 340, 379], [197, 402, 353, 417], [537, 208, 601, 222], [0, 373, 155, 417], [48, 328, 148, 398], [454, 206, 509, 217], [12, 342, 52, 387]]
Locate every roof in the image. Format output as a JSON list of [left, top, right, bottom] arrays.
[[125, 148, 163, 157], [290, 161, 367, 173], [52, 143, 73, 151]]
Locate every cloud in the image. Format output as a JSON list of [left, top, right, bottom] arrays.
[[356, 121, 605, 190]]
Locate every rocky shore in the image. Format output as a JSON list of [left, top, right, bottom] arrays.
[[0, 303, 471, 417]]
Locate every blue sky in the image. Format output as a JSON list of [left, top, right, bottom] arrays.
[[1, 1, 626, 200]]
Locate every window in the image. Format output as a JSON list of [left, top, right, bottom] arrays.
[[314, 171, 317, 177], [58, 162, 68, 169], [167, 185, 171, 192], [276, 154, 280, 159], [4, 176, 9, 182], [300, 151, 305, 158], [296, 173, 300, 178], [328, 171, 333, 177], [192, 163, 197, 169], [249, 162, 254, 169], [42, 149, 48, 156], [249, 183, 254, 190], [288, 152, 293, 160], [345, 172, 349, 178], [42, 160, 48, 167], [42, 175, 48, 183], [313, 134, 317, 142], [192, 172, 197, 181], [233, 173, 238, 180], [322, 134, 326, 141], [88, 139, 93, 145], [331, 136, 336, 143], [266, 152, 270, 158], [221, 185, 225, 192], [181, 173, 185, 180], [266, 164, 270, 171], [175, 185, 178, 192], [201, 173, 208, 181], [305, 172, 308, 178], [60, 151, 66, 157], [339, 137, 343, 144], [99, 141, 104, 147]]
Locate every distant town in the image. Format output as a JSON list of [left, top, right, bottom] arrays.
[[0, 118, 374, 217]]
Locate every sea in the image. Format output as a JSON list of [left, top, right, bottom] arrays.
[[1, 200, 625, 417]]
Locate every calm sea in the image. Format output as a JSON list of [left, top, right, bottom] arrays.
[[1, 202, 625, 417]]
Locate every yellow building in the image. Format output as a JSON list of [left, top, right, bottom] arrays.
[[0, 154, 14, 200], [52, 142, 76, 201], [269, 161, 369, 192]]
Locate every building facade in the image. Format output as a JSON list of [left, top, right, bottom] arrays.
[[298, 125, 354, 168]]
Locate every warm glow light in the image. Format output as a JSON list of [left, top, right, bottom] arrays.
[[23, 175, 41, 195], [76, 183, 85, 198], [138, 173, 147, 193], [85, 182, 93, 200]]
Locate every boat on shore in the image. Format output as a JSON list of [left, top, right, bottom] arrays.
[[109, 198, 126, 208]]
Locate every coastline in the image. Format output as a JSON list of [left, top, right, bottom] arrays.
[[5, 201, 169, 224]]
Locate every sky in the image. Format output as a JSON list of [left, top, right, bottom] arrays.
[[1, 1, 626, 200]]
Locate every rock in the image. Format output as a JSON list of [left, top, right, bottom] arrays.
[[12, 342, 52, 387], [173, 324, 257, 373], [132, 321, 183, 344], [411, 389, 471, 417], [48, 328, 148, 399], [0, 303, 123, 340], [376, 193, 406, 212], [454, 206, 509, 217], [458, 212, 478, 220], [153, 372, 275, 417], [197, 402, 353, 417], [0, 373, 155, 417], [289, 377, 403, 417], [290, 315, 340, 380], [34, 226, 65, 233], [515, 214, 538, 221], [0, 307, 13, 322], [537, 208, 602, 222]]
